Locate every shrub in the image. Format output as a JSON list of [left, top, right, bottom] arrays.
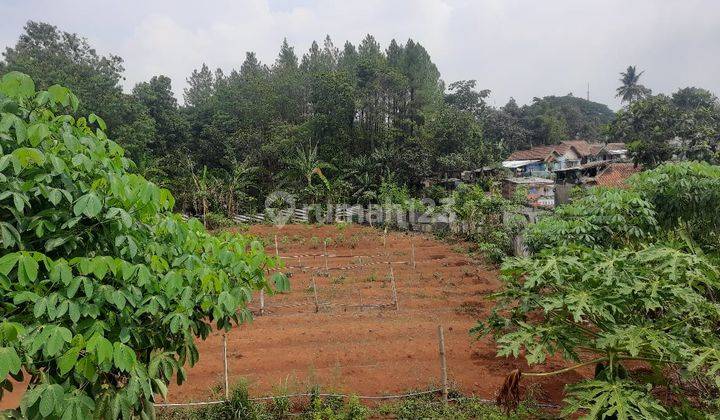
[[525, 187, 657, 251], [0, 72, 288, 418], [446, 184, 524, 262], [204, 212, 236, 230]]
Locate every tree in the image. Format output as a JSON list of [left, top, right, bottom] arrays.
[[444, 80, 490, 115], [280, 145, 334, 191], [132, 75, 189, 155], [478, 162, 720, 418], [183, 64, 215, 108], [0, 72, 288, 418], [0, 21, 155, 161], [609, 88, 720, 166], [616, 65, 652, 104]]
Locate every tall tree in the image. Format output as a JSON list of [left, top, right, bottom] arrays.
[[183, 63, 215, 107], [132, 75, 188, 155], [0, 21, 156, 159], [616, 65, 652, 104]]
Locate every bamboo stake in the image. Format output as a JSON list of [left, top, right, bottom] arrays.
[[437, 326, 448, 404], [223, 333, 229, 400], [259, 290, 264, 316], [389, 266, 399, 310], [411, 237, 416, 269], [323, 240, 329, 273], [312, 274, 319, 313]]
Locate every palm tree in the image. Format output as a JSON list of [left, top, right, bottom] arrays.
[[226, 159, 259, 215], [616, 66, 652, 104], [281, 145, 334, 189]]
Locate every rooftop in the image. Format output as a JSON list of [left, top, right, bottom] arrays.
[[594, 163, 640, 187], [506, 140, 626, 162], [505, 177, 555, 185]]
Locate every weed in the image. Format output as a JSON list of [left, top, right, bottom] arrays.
[[332, 275, 347, 284], [348, 235, 360, 249]]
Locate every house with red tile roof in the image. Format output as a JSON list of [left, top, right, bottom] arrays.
[[590, 162, 640, 187]]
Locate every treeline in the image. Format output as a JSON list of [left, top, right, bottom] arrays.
[[3, 21, 718, 217]]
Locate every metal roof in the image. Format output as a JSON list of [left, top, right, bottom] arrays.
[[502, 159, 540, 169]]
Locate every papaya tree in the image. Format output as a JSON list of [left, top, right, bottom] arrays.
[[0, 72, 288, 419], [477, 163, 720, 418]]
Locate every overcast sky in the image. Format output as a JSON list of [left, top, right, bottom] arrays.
[[2, 0, 719, 109]]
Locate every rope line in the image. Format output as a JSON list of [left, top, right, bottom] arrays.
[[285, 260, 408, 271], [154, 388, 443, 407]]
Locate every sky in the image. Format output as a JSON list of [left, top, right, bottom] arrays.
[[1, 0, 719, 109]]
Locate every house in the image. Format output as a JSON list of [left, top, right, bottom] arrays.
[[554, 162, 640, 204], [590, 162, 640, 187], [502, 177, 555, 208], [502, 140, 628, 177]]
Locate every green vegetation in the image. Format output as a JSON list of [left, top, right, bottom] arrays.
[[0, 21, 632, 220], [0, 73, 287, 418], [157, 382, 530, 420], [2, 18, 720, 420], [445, 184, 527, 262], [477, 162, 720, 418]]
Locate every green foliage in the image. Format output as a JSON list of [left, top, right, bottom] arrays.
[[609, 87, 720, 167], [630, 161, 720, 250], [478, 163, 720, 417], [616, 65, 652, 104], [377, 394, 529, 420], [526, 187, 657, 251], [562, 380, 667, 419], [0, 73, 287, 418], [446, 184, 524, 262], [204, 212, 236, 230]]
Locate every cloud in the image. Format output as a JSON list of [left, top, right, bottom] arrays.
[[2, 0, 719, 108]]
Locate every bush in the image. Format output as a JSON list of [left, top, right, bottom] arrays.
[[446, 184, 524, 262], [0, 72, 288, 418], [204, 212, 236, 230], [525, 187, 657, 251]]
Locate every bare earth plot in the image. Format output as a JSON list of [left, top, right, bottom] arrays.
[[161, 224, 586, 405]]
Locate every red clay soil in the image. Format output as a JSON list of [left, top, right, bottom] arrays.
[[162, 224, 589, 405], [0, 224, 590, 410]]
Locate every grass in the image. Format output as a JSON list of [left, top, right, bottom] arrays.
[[156, 382, 538, 420]]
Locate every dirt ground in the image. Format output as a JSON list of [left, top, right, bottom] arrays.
[[0, 224, 588, 410], [162, 224, 588, 405]]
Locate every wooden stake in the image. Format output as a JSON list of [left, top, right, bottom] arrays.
[[223, 333, 230, 400], [390, 266, 399, 310], [259, 289, 265, 316], [323, 240, 329, 273], [438, 326, 448, 404], [411, 238, 416, 269], [274, 234, 279, 257], [312, 274, 319, 313]]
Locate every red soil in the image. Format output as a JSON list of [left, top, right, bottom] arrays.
[[0, 224, 589, 410], [163, 224, 589, 405]]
